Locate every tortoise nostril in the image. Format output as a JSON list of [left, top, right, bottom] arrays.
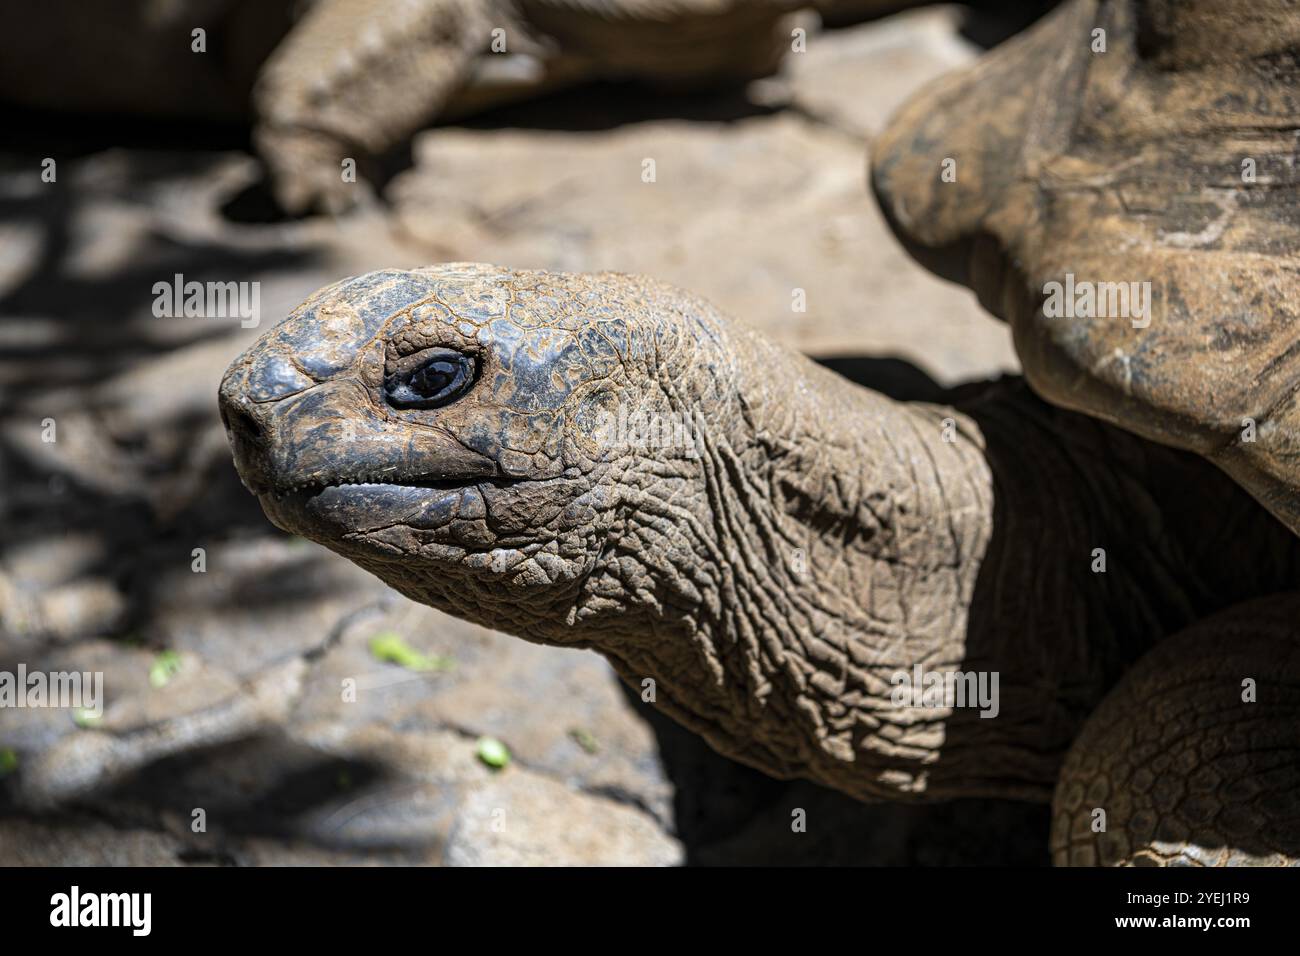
[[218, 398, 273, 496], [222, 403, 265, 445]]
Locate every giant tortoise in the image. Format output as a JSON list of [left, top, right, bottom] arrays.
[[217, 0, 1300, 865]]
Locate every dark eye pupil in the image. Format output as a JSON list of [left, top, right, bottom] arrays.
[[410, 363, 453, 397], [384, 350, 475, 409]]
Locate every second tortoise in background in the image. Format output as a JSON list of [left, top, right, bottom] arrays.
[[0, 0, 1021, 213]]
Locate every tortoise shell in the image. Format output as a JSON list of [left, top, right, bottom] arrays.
[[871, 0, 1300, 532]]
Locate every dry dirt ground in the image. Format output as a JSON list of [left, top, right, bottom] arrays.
[[0, 7, 1045, 865]]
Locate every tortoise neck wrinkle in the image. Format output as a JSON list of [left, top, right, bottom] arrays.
[[597, 333, 1016, 799]]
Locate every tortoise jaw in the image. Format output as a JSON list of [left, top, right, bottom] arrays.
[[260, 481, 453, 537], [257, 474, 531, 541]]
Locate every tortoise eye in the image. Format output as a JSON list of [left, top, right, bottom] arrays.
[[384, 348, 476, 409]]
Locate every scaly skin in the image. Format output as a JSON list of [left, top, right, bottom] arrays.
[[219, 266, 1300, 847], [1053, 595, 1300, 866]]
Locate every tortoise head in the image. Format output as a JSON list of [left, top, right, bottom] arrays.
[[217, 264, 722, 639]]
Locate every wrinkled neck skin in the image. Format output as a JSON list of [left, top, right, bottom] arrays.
[[597, 328, 1008, 801], [594, 320, 1297, 804], [352, 308, 1300, 805]]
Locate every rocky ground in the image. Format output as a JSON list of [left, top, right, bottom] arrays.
[[0, 7, 1047, 865]]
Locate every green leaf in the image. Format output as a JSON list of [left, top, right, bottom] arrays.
[[0, 748, 17, 777], [73, 708, 102, 728], [568, 727, 600, 754], [476, 736, 511, 770], [368, 632, 452, 672], [149, 650, 183, 688]]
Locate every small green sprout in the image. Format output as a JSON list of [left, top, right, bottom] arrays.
[[568, 727, 600, 754], [0, 748, 17, 777], [149, 650, 183, 688], [476, 736, 511, 770], [368, 632, 452, 672]]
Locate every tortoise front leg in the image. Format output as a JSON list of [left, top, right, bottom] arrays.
[[252, 0, 499, 214], [1051, 594, 1300, 866]]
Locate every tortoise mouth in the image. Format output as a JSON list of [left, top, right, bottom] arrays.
[[266, 474, 520, 501], [257, 474, 531, 541]]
